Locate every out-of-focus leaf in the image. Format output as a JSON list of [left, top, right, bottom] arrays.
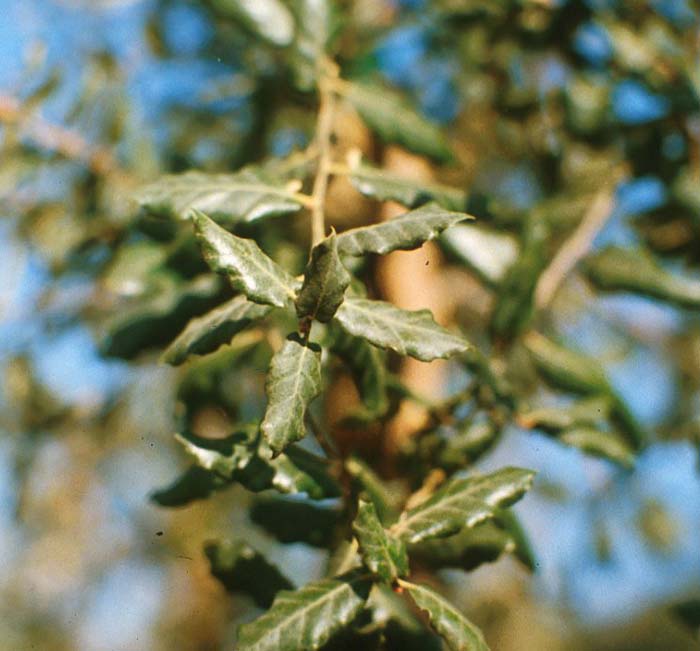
[[347, 161, 466, 210], [392, 467, 535, 544], [266, 445, 341, 499], [335, 297, 469, 362], [250, 496, 340, 547], [637, 498, 679, 553], [101, 273, 222, 359], [524, 332, 610, 395], [336, 203, 471, 257], [135, 168, 303, 223], [559, 427, 635, 468], [672, 599, 700, 634], [204, 539, 293, 608], [330, 327, 389, 418], [403, 582, 489, 651], [212, 0, 294, 46], [518, 395, 613, 433], [296, 232, 351, 323], [261, 336, 323, 455], [151, 466, 228, 507], [163, 295, 271, 365], [102, 240, 167, 297], [194, 210, 298, 308], [585, 246, 700, 309], [345, 81, 452, 161], [288, 0, 337, 90], [442, 223, 519, 286], [490, 213, 548, 338], [437, 422, 500, 470], [236, 572, 372, 651], [352, 500, 408, 583], [345, 457, 401, 525]]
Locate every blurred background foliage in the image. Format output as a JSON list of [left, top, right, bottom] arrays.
[[1, 0, 700, 649]]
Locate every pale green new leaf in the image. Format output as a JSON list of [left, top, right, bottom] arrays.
[[348, 161, 466, 210], [193, 210, 298, 308], [345, 81, 452, 161], [334, 297, 469, 362], [585, 245, 700, 309], [261, 337, 323, 456], [336, 203, 472, 257], [236, 572, 372, 651], [404, 582, 490, 651], [162, 295, 271, 365], [296, 232, 351, 323], [212, 0, 294, 46], [392, 467, 535, 544], [352, 500, 408, 583], [135, 168, 303, 223]]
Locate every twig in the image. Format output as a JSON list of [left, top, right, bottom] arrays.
[[534, 173, 625, 311], [309, 60, 339, 247]]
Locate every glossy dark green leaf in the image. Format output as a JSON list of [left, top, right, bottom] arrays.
[[330, 327, 389, 418], [135, 167, 303, 223], [585, 246, 700, 309], [261, 336, 323, 456], [336, 203, 471, 257], [403, 582, 490, 651], [296, 232, 351, 323], [150, 466, 228, 507], [193, 210, 298, 308], [392, 467, 535, 544], [352, 500, 408, 583], [236, 572, 372, 651], [348, 161, 466, 210], [335, 297, 469, 362], [345, 81, 452, 161], [559, 426, 635, 468], [250, 496, 340, 547], [266, 445, 341, 499], [204, 539, 293, 608], [162, 295, 271, 365]]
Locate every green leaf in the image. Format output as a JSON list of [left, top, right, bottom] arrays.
[[441, 224, 519, 287], [559, 427, 635, 468], [288, 0, 337, 90], [334, 297, 470, 362], [336, 203, 471, 257], [352, 500, 408, 583], [672, 599, 700, 634], [410, 521, 515, 572], [348, 161, 466, 210], [524, 332, 610, 395], [236, 572, 372, 651], [345, 81, 452, 161], [330, 327, 389, 418], [585, 246, 700, 309], [296, 232, 351, 323], [211, 0, 294, 46], [193, 210, 298, 308], [518, 395, 613, 433], [135, 168, 304, 223], [266, 445, 341, 499], [392, 467, 535, 544], [150, 466, 228, 507], [261, 336, 323, 456], [204, 539, 293, 608], [250, 496, 340, 547], [162, 295, 271, 365], [403, 582, 490, 651], [101, 273, 223, 359]]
